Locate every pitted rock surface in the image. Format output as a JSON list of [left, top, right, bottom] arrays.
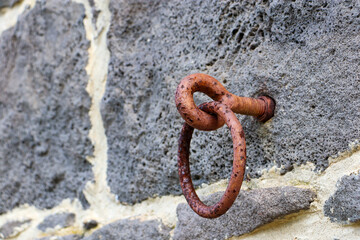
[[103, 0, 360, 204], [36, 235, 82, 240], [324, 173, 360, 223], [37, 213, 75, 232], [83, 219, 170, 240], [0, 220, 31, 239], [0, 0, 92, 214], [173, 186, 316, 240], [0, 0, 21, 9]]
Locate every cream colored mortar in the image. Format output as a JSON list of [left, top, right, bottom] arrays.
[[1, 1, 360, 239], [72, 0, 114, 208]]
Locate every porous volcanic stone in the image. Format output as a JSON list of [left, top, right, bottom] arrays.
[[324, 173, 360, 223], [103, 0, 360, 204], [0, 0, 21, 9], [83, 219, 170, 240], [36, 235, 82, 240], [0, 219, 31, 239], [173, 186, 316, 240], [37, 213, 75, 232], [0, 0, 92, 214]]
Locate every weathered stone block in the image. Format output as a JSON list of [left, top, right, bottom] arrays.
[[83, 219, 170, 240], [0, 0, 92, 213], [0, 0, 21, 9], [174, 186, 316, 240], [37, 213, 75, 232], [36, 235, 82, 240], [0, 219, 31, 239], [324, 173, 360, 223], [103, 0, 360, 204]]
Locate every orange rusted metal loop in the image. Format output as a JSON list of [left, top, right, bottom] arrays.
[[175, 73, 275, 131], [178, 102, 246, 218], [175, 73, 275, 218]]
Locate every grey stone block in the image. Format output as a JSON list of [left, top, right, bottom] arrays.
[[83, 219, 170, 240], [324, 173, 360, 223], [0, 219, 31, 239], [0, 0, 92, 214], [37, 213, 75, 232], [103, 0, 360, 204], [36, 235, 82, 240], [0, 0, 21, 9], [173, 186, 316, 240]]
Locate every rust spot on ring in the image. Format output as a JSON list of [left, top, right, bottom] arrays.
[[178, 102, 246, 218]]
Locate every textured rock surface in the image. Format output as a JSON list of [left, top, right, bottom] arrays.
[[36, 235, 82, 240], [103, 0, 360, 203], [83, 219, 170, 240], [0, 0, 21, 9], [37, 213, 75, 232], [174, 186, 316, 240], [324, 173, 360, 223], [0, 0, 92, 214], [0, 220, 31, 238]]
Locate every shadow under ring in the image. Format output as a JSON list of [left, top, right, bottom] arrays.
[[178, 101, 247, 218]]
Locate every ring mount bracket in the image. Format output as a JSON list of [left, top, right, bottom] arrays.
[[256, 96, 276, 122]]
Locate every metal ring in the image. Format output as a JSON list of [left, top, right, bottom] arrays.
[[175, 73, 275, 131], [178, 101, 246, 218]]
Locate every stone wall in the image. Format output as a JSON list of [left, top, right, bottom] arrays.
[[0, 0, 359, 239]]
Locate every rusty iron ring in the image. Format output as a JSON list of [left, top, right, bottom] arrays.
[[175, 73, 275, 131], [178, 101, 246, 218]]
